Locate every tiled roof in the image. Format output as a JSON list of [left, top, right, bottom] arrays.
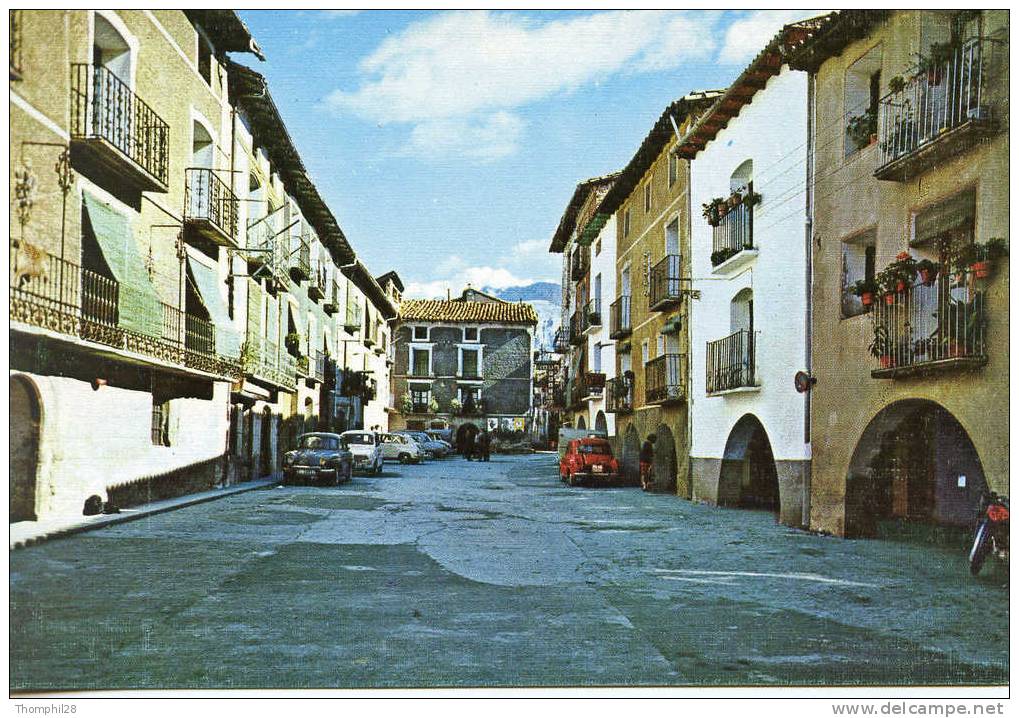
[[785, 11, 887, 72], [400, 299, 538, 325], [549, 172, 621, 254]]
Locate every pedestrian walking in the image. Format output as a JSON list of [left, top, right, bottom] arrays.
[[639, 434, 656, 491], [464, 431, 476, 461], [479, 430, 491, 462]]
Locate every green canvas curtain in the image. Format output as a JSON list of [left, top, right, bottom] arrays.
[[187, 257, 241, 358], [83, 194, 163, 337], [914, 190, 976, 246]]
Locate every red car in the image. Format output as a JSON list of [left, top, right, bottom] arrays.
[[560, 438, 620, 487]]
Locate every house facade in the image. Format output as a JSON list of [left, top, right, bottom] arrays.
[[788, 10, 1009, 537], [682, 25, 815, 528], [600, 92, 720, 492], [390, 289, 537, 447]]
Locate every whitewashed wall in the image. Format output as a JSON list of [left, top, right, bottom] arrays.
[[587, 215, 617, 436]]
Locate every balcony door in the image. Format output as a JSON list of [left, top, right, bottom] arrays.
[[730, 288, 753, 336], [189, 121, 215, 222], [621, 266, 631, 297], [91, 15, 133, 145]]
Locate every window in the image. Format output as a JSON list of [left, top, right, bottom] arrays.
[[592, 344, 602, 372], [459, 385, 482, 405], [151, 398, 170, 446], [411, 347, 431, 376], [641, 339, 649, 365], [668, 152, 679, 187], [644, 182, 652, 212], [642, 252, 652, 296], [460, 347, 480, 378], [841, 231, 877, 318], [463, 327, 479, 342], [197, 34, 213, 85], [413, 325, 428, 341], [623, 208, 631, 238], [409, 383, 430, 412], [656, 334, 665, 357], [844, 45, 882, 157]]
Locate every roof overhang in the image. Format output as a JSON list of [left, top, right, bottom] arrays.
[[343, 261, 397, 320], [184, 10, 265, 61], [548, 173, 620, 254]]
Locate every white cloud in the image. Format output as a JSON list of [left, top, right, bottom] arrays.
[[320, 10, 360, 19], [718, 10, 827, 65], [404, 239, 561, 299], [404, 265, 534, 300], [324, 10, 718, 161]]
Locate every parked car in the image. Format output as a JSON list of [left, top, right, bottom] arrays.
[[559, 437, 620, 487], [282, 433, 353, 486], [380, 433, 423, 464], [426, 428, 453, 445], [340, 430, 384, 475], [557, 427, 608, 461], [397, 430, 450, 458]]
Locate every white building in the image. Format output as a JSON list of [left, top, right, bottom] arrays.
[[684, 27, 812, 527], [585, 213, 618, 436]]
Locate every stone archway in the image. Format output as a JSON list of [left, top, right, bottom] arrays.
[[10, 375, 41, 522], [577, 415, 586, 430], [718, 414, 779, 514], [845, 400, 987, 538], [594, 411, 607, 435], [621, 425, 641, 486], [652, 424, 678, 494]]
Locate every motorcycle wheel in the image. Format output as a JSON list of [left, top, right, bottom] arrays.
[[969, 520, 992, 576]]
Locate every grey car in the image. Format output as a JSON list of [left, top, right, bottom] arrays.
[[396, 430, 450, 458], [282, 433, 353, 486]]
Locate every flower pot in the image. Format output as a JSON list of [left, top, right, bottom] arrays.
[[879, 355, 895, 369], [895, 279, 907, 293], [945, 341, 964, 359], [728, 195, 740, 209], [971, 260, 991, 279], [884, 293, 896, 306], [861, 292, 874, 307]]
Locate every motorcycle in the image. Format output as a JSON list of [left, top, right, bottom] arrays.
[[969, 492, 1009, 576]]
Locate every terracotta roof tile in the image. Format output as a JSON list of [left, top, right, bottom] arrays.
[[400, 299, 538, 325]]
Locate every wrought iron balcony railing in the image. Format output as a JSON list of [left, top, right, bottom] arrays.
[[69, 63, 169, 191], [553, 327, 569, 353], [184, 168, 239, 246], [580, 298, 602, 334], [308, 262, 327, 302], [311, 349, 327, 383], [645, 353, 687, 404], [649, 255, 684, 311], [570, 250, 588, 282], [876, 35, 1006, 181], [870, 272, 987, 378], [706, 329, 757, 394], [569, 311, 584, 345], [534, 350, 561, 368], [712, 201, 753, 266], [288, 235, 311, 281], [323, 280, 341, 315], [609, 296, 631, 339], [344, 302, 362, 333], [607, 376, 633, 414], [11, 244, 238, 378]]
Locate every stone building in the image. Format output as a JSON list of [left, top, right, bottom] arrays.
[[787, 10, 1009, 537], [548, 173, 619, 437], [9, 10, 397, 524], [390, 289, 537, 448], [598, 92, 720, 491]]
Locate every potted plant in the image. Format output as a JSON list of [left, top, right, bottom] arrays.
[[918, 41, 957, 85], [891, 251, 917, 292], [400, 392, 414, 414], [888, 75, 906, 94], [916, 258, 939, 286], [876, 268, 899, 305], [847, 108, 878, 151], [284, 332, 302, 357], [745, 190, 763, 207], [702, 197, 726, 226], [850, 277, 878, 307], [868, 323, 894, 369], [428, 397, 440, 414], [449, 397, 463, 415], [727, 191, 742, 209], [970, 238, 1008, 278]]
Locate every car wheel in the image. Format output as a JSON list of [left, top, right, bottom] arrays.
[[399, 453, 410, 464]]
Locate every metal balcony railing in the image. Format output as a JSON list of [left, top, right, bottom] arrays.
[[553, 327, 569, 354], [344, 302, 362, 333], [609, 296, 631, 339], [323, 280, 341, 314], [570, 250, 588, 282], [706, 329, 757, 394], [184, 168, 239, 245], [607, 376, 634, 414], [580, 298, 602, 334], [534, 350, 560, 368], [645, 353, 686, 404], [712, 201, 753, 265], [312, 350, 327, 383], [70, 63, 169, 189], [242, 339, 297, 391], [569, 311, 584, 345], [309, 262, 327, 301], [649, 255, 684, 310], [876, 35, 1005, 180], [161, 303, 216, 356], [870, 272, 987, 377], [288, 236, 311, 281]]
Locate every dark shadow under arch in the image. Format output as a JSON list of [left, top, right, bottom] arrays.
[[621, 425, 640, 486], [10, 374, 41, 522], [718, 413, 779, 513], [594, 411, 607, 434], [652, 424, 678, 494]]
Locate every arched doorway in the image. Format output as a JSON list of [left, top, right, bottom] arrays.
[[455, 422, 479, 455], [577, 415, 586, 430], [621, 425, 641, 486], [594, 411, 607, 435], [653, 424, 678, 494], [845, 400, 986, 538], [718, 414, 779, 513], [10, 375, 40, 522]]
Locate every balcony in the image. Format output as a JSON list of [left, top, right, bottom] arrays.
[[553, 327, 569, 354], [876, 36, 1006, 182], [645, 354, 687, 405], [308, 263, 327, 302], [241, 339, 297, 391], [570, 250, 589, 282], [11, 245, 239, 379], [649, 255, 685, 311], [184, 168, 239, 248], [296, 354, 310, 377], [568, 311, 584, 346], [706, 329, 757, 395], [69, 63, 169, 193], [609, 296, 632, 339], [580, 298, 602, 335], [870, 272, 987, 379], [534, 350, 560, 368], [344, 303, 362, 333], [323, 280, 341, 315], [607, 376, 634, 415], [306, 349, 327, 385], [288, 236, 311, 282], [711, 201, 756, 274]]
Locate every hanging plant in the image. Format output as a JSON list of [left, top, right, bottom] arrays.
[[284, 332, 303, 357], [849, 277, 878, 307], [400, 392, 414, 414]]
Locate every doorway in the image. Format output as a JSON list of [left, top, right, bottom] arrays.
[[10, 376, 40, 522]]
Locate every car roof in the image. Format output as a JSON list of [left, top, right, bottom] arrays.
[[578, 437, 611, 446], [299, 432, 342, 439]]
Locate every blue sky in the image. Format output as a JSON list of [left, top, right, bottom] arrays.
[[237, 10, 817, 298]]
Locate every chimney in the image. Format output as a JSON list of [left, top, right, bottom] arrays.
[[447, 287, 451, 301]]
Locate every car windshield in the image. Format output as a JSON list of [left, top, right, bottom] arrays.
[[344, 433, 373, 445], [300, 436, 338, 450], [578, 442, 612, 455]]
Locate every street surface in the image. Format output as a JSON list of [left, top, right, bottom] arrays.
[[10, 454, 1008, 690]]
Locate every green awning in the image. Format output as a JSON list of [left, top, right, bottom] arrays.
[[83, 194, 162, 337], [578, 212, 610, 245], [187, 257, 241, 358], [661, 315, 683, 335], [913, 189, 976, 246]]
